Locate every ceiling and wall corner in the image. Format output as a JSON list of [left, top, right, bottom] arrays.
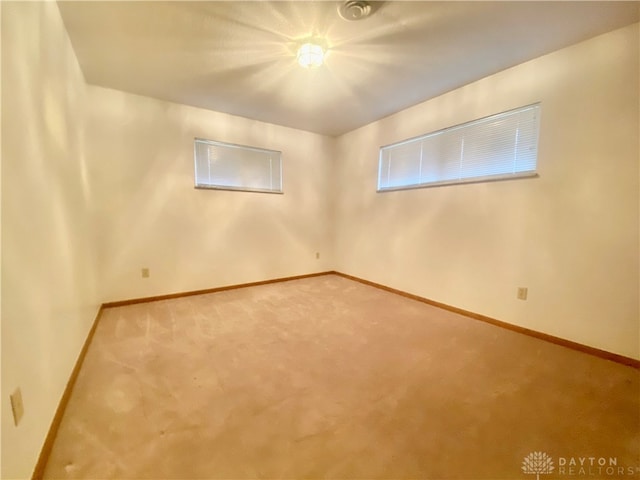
[[57, 1, 640, 136], [333, 21, 640, 360]]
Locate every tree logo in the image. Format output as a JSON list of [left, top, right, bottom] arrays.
[[522, 451, 555, 480]]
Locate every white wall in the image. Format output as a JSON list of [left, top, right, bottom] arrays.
[[1, 2, 101, 478], [86, 86, 334, 302], [334, 23, 640, 360]]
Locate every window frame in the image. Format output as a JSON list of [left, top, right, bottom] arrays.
[[194, 137, 283, 194], [377, 103, 541, 192]]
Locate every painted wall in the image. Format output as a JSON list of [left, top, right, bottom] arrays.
[[334, 23, 640, 360], [85, 86, 333, 303], [1, 2, 101, 478]]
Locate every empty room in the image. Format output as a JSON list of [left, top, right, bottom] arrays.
[[1, 1, 639, 479]]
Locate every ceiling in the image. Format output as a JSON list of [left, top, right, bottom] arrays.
[[58, 1, 639, 136]]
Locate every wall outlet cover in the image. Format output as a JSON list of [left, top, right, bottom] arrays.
[[517, 287, 528, 300]]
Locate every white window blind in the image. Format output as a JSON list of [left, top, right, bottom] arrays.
[[378, 104, 540, 191], [194, 138, 283, 193]]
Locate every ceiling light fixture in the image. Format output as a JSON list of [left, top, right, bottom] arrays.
[[297, 42, 325, 68]]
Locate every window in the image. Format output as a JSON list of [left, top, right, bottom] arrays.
[[194, 138, 283, 193], [377, 104, 540, 191]]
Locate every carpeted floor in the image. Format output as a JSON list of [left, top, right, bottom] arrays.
[[43, 274, 640, 479]]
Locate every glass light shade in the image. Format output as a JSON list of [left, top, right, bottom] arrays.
[[297, 43, 325, 68]]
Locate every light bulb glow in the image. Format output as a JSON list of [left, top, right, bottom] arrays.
[[297, 43, 325, 68]]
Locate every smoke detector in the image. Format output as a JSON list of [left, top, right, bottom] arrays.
[[338, 1, 372, 21]]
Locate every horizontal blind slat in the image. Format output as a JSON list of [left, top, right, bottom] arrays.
[[378, 104, 540, 191], [194, 139, 282, 193]]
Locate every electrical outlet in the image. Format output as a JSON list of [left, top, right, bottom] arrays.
[[141, 268, 150, 278], [517, 287, 528, 300], [10, 388, 24, 426], [315, 252, 320, 259]]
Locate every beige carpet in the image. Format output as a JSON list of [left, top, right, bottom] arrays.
[[43, 274, 639, 479]]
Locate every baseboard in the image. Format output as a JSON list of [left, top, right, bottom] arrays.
[[31, 306, 105, 480], [332, 271, 640, 370], [102, 271, 334, 308]]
